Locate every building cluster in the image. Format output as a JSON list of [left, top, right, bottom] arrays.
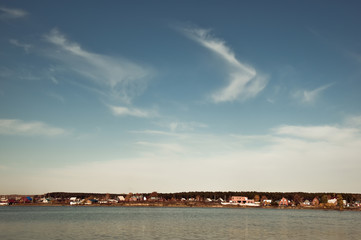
[[68, 192, 224, 205], [1, 196, 35, 205], [1, 193, 360, 208], [222, 195, 361, 208], [0, 192, 176, 205]]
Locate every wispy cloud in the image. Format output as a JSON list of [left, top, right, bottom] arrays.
[[109, 105, 156, 118], [293, 83, 334, 103], [0, 119, 68, 136], [43, 29, 153, 103], [0, 6, 27, 19], [168, 121, 207, 132], [181, 26, 267, 103], [345, 115, 361, 128], [274, 124, 359, 142], [9, 39, 32, 53]]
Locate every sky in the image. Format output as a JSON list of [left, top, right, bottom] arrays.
[[1, 0, 361, 195]]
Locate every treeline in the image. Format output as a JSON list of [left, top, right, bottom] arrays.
[[45, 191, 361, 203], [159, 191, 361, 202], [45, 192, 120, 199]]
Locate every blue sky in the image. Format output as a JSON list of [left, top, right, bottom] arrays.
[[1, 0, 361, 194]]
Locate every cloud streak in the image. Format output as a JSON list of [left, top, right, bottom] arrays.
[[293, 83, 334, 103], [181, 27, 267, 103], [43, 29, 153, 103], [0, 6, 27, 19], [136, 141, 185, 153], [0, 119, 68, 136], [274, 124, 359, 142], [9, 39, 32, 53], [109, 105, 156, 118]]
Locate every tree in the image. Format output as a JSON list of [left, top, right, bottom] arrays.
[[149, 192, 158, 198], [294, 194, 303, 206], [254, 195, 260, 202], [321, 195, 328, 204], [337, 195, 344, 209]]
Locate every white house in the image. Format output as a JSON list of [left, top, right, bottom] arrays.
[[39, 198, 49, 203]]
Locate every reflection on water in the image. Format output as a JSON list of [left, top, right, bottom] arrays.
[[0, 206, 360, 239]]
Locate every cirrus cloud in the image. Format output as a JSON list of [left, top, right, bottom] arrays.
[[181, 26, 268, 103], [293, 83, 334, 104], [43, 29, 153, 103], [0, 6, 27, 19], [109, 105, 156, 118], [0, 119, 68, 136]]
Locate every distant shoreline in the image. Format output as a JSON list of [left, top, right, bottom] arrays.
[[3, 202, 361, 211]]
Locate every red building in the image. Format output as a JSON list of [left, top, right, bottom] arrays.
[[279, 197, 288, 206]]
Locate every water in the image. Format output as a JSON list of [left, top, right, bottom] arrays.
[[0, 206, 360, 239]]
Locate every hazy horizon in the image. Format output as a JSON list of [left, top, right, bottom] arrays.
[[1, 0, 361, 195]]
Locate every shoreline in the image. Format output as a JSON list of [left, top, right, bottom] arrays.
[[3, 202, 360, 211]]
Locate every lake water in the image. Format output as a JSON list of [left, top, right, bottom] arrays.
[[0, 206, 360, 239]]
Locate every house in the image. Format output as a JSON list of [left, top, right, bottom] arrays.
[[312, 197, 319, 206], [328, 198, 337, 205], [21, 196, 32, 203], [263, 199, 272, 206], [7, 199, 16, 205], [302, 200, 311, 206], [148, 192, 159, 201], [39, 197, 49, 203], [279, 197, 288, 206], [0, 197, 8, 206], [231, 196, 248, 204], [69, 197, 80, 205], [149, 196, 158, 201], [229, 196, 259, 206], [129, 196, 138, 201], [108, 199, 118, 204], [117, 196, 125, 202], [85, 199, 98, 205], [128, 194, 143, 202]]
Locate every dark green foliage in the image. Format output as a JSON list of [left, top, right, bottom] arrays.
[[321, 195, 328, 204]]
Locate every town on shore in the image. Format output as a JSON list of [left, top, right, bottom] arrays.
[[1, 191, 361, 210]]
